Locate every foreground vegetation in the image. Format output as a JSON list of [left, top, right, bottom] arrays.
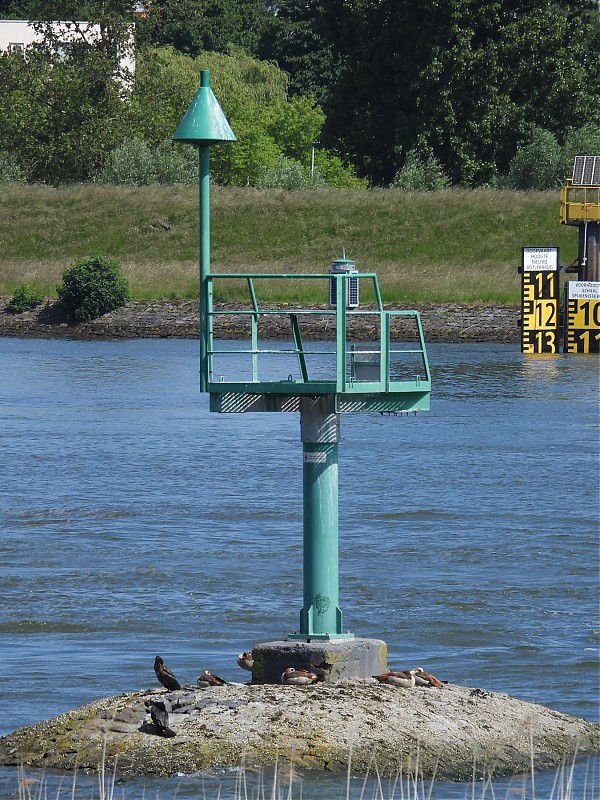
[[0, 186, 578, 306], [14, 751, 598, 800]]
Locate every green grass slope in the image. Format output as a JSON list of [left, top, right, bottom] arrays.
[[0, 185, 577, 304]]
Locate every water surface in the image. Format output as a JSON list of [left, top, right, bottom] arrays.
[[0, 338, 598, 798]]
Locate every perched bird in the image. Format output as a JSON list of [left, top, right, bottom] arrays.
[[197, 670, 228, 688], [281, 667, 321, 686], [150, 698, 176, 738], [237, 651, 254, 672], [373, 670, 415, 688], [411, 667, 445, 688], [154, 655, 181, 691]]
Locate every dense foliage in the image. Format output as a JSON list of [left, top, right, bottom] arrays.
[[57, 255, 130, 322], [0, 0, 598, 187], [5, 284, 44, 312], [0, 150, 26, 183], [269, 0, 600, 185]]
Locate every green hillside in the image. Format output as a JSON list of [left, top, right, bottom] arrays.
[[0, 185, 577, 305]]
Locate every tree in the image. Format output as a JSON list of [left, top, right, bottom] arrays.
[[0, 1, 136, 182], [392, 148, 450, 191], [505, 123, 600, 190], [0, 1, 31, 16], [266, 95, 324, 164], [136, 0, 271, 57], [258, 0, 337, 105], [128, 46, 287, 184], [0, 43, 129, 182], [317, 0, 600, 185], [127, 46, 361, 187], [418, 0, 600, 185], [25, 0, 138, 84], [506, 127, 563, 190]]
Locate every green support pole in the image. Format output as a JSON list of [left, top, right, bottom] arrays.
[[172, 68, 236, 392], [294, 397, 353, 640], [199, 144, 210, 392]]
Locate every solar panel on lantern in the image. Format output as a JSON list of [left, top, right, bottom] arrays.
[[571, 155, 600, 186], [572, 156, 584, 184]]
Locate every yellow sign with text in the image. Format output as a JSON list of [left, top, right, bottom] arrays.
[[564, 282, 600, 353]]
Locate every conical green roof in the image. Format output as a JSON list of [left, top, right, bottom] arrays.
[[173, 70, 236, 146]]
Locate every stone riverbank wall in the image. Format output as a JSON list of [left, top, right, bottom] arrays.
[[0, 299, 520, 342]]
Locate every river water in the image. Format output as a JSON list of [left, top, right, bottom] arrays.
[[0, 338, 598, 799]]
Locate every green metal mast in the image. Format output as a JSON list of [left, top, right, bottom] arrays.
[[172, 69, 235, 391]]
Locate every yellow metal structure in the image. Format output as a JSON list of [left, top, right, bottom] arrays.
[[560, 180, 600, 225]]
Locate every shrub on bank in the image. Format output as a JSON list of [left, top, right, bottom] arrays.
[[57, 256, 130, 322], [5, 284, 44, 313], [392, 148, 450, 191], [255, 156, 326, 189]]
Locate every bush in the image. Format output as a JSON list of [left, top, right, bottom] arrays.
[[96, 139, 158, 186], [57, 256, 130, 322], [392, 149, 450, 191], [505, 125, 600, 189], [506, 127, 564, 190], [561, 124, 600, 178], [5, 284, 44, 313], [153, 140, 197, 184], [314, 150, 368, 189], [255, 155, 326, 189], [96, 139, 198, 186], [0, 151, 26, 184]]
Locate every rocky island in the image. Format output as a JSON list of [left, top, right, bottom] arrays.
[[1, 680, 598, 781]]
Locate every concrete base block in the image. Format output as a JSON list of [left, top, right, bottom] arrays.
[[252, 638, 387, 684]]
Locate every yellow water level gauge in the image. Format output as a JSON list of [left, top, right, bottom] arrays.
[[564, 281, 600, 353], [520, 247, 559, 354]]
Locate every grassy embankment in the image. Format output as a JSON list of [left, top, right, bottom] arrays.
[[0, 185, 577, 305]]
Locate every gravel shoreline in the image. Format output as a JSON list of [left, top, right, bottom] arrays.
[[0, 681, 597, 781], [0, 299, 520, 342]]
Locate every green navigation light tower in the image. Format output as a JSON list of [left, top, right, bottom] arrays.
[[174, 72, 432, 682]]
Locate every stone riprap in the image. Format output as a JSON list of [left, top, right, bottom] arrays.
[[0, 681, 597, 781], [0, 299, 520, 342]]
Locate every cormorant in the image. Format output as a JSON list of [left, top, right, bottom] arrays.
[[154, 655, 181, 690], [150, 698, 176, 737]]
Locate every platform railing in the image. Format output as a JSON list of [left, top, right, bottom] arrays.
[[560, 181, 600, 224], [205, 272, 430, 398]]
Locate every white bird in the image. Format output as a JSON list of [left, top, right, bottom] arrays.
[[197, 670, 227, 688]]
